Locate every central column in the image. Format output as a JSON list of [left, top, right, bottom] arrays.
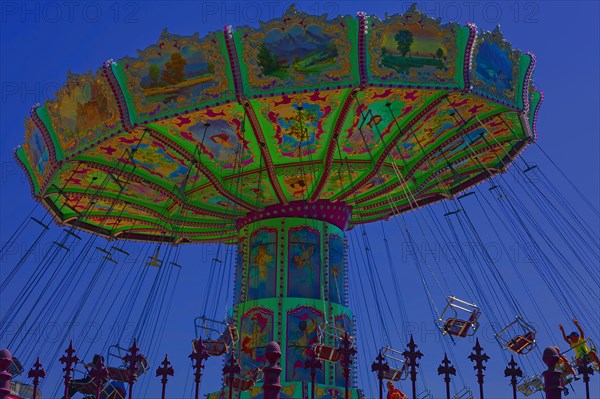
[[229, 200, 360, 399]]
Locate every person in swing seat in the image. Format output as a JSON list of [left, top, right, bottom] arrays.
[[559, 319, 600, 370], [386, 380, 407, 399]]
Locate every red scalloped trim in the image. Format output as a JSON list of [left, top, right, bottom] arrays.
[[103, 60, 133, 132], [14, 149, 39, 200], [521, 52, 536, 112], [357, 12, 368, 88], [337, 94, 447, 202], [146, 128, 260, 211], [310, 89, 358, 201], [530, 90, 543, 142], [224, 25, 245, 100], [242, 102, 287, 204], [30, 105, 62, 196], [76, 160, 237, 220], [463, 23, 478, 91]]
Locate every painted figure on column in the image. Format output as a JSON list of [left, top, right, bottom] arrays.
[[286, 307, 324, 383], [240, 308, 274, 372], [288, 227, 321, 299], [248, 229, 278, 300]]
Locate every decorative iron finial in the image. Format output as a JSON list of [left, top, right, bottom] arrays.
[[60, 341, 80, 399], [437, 353, 456, 399], [223, 353, 242, 399], [338, 333, 357, 399], [371, 351, 390, 399], [27, 357, 45, 399], [576, 363, 593, 399], [189, 338, 210, 399], [504, 356, 523, 399], [88, 355, 109, 399], [304, 349, 322, 399], [123, 339, 146, 399], [468, 338, 489, 399], [156, 354, 174, 399], [402, 335, 423, 399]]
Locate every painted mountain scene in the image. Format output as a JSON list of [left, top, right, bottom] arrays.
[[257, 25, 338, 79]]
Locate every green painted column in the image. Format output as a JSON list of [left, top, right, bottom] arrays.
[[211, 201, 362, 399]]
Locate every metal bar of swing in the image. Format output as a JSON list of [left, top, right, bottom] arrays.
[[30, 217, 49, 230]]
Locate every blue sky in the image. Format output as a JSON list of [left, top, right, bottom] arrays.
[[1, 1, 599, 398]]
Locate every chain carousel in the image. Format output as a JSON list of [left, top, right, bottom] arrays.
[[6, 4, 598, 399]]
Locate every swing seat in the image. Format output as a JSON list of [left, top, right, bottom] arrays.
[[105, 355, 150, 382], [69, 377, 98, 396], [517, 376, 544, 396], [9, 380, 42, 399], [313, 344, 342, 362], [381, 368, 404, 382], [8, 357, 24, 377], [452, 387, 474, 399], [439, 298, 480, 338], [506, 331, 536, 354], [224, 376, 256, 391], [101, 381, 126, 399], [194, 325, 239, 356], [224, 367, 263, 392], [443, 310, 477, 338]]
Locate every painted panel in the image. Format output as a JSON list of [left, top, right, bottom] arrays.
[[368, 6, 463, 87], [118, 30, 234, 121], [240, 307, 274, 373], [286, 306, 324, 383], [23, 118, 51, 184], [288, 226, 321, 299], [247, 228, 278, 300]]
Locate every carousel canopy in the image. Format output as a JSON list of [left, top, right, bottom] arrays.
[[16, 5, 542, 243]]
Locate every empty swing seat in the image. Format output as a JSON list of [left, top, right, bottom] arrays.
[[313, 344, 342, 362], [382, 367, 405, 382], [506, 331, 536, 354], [517, 376, 544, 396], [444, 310, 478, 338], [225, 376, 256, 392], [224, 367, 262, 391], [195, 325, 239, 357]]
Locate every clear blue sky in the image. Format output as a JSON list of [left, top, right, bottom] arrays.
[[1, 1, 599, 398]]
